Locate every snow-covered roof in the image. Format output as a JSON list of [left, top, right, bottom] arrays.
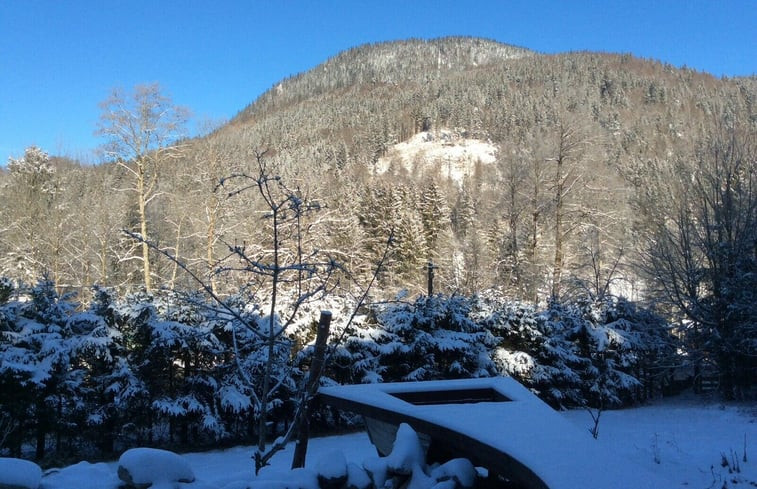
[[318, 377, 668, 489]]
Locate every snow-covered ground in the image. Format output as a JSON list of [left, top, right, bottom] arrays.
[[25, 394, 757, 488], [563, 394, 756, 488]]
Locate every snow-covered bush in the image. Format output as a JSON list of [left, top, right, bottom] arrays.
[[472, 293, 586, 408], [66, 286, 128, 454], [320, 291, 675, 411], [146, 291, 230, 444], [1, 282, 293, 458]]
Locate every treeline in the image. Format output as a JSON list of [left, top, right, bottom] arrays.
[[1, 278, 681, 463]]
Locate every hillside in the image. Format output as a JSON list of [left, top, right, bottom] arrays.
[[193, 36, 756, 299], [1, 36, 755, 302]]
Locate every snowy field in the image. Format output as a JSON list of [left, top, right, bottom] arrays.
[[18, 394, 757, 488], [562, 394, 756, 488]]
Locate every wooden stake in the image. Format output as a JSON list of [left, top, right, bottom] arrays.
[[291, 310, 332, 469]]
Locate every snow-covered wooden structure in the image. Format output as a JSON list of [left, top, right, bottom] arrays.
[[317, 377, 668, 489]]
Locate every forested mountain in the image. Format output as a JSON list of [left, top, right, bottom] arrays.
[[2, 37, 753, 304], [0, 35, 751, 315]]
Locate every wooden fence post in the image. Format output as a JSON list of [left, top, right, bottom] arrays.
[[427, 260, 436, 297], [291, 310, 332, 469]]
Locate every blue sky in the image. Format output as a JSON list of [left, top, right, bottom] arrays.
[[1, 0, 755, 163]]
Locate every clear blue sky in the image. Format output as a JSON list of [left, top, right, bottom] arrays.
[[1, 0, 755, 163]]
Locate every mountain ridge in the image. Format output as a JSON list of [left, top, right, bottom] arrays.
[[231, 36, 533, 125]]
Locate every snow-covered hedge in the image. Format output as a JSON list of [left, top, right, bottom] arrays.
[[326, 291, 676, 410], [470, 292, 677, 408], [0, 278, 677, 462]]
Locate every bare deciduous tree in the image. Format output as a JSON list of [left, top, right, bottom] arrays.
[[97, 83, 189, 291], [548, 119, 588, 302], [218, 152, 342, 460]]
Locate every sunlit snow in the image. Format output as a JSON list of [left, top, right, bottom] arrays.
[[375, 129, 497, 184]]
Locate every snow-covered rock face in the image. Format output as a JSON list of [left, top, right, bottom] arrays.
[[375, 130, 497, 185], [117, 448, 195, 488], [0, 458, 42, 489]]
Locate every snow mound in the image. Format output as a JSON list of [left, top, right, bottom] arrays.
[[345, 462, 371, 489], [362, 423, 476, 489], [314, 450, 347, 488], [40, 461, 119, 489], [430, 459, 477, 488], [117, 447, 195, 488], [384, 423, 426, 475], [361, 456, 389, 488], [0, 458, 42, 489], [376, 129, 497, 184]]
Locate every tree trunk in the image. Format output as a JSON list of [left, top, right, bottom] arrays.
[[551, 154, 565, 302], [35, 400, 46, 460], [206, 204, 217, 294], [530, 176, 541, 303], [170, 216, 184, 289], [138, 161, 152, 291], [258, 208, 280, 454]]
